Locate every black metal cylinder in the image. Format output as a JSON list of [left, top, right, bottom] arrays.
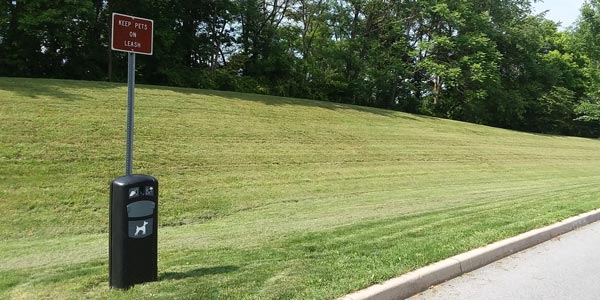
[[110, 174, 158, 289]]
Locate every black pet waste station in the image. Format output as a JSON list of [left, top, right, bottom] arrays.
[[109, 174, 158, 289]]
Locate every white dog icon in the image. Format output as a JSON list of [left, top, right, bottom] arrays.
[[134, 221, 149, 236]]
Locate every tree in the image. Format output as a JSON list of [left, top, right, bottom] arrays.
[[571, 1, 600, 128], [1, 0, 598, 137], [0, 0, 107, 79]]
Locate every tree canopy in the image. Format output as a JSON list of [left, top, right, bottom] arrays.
[[2, 0, 600, 137]]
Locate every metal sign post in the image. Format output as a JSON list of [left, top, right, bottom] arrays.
[[111, 12, 153, 175], [126, 52, 135, 175]]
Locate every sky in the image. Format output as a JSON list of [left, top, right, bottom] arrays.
[[533, 0, 587, 29]]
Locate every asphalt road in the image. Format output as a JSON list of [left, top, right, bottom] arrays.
[[408, 220, 600, 300]]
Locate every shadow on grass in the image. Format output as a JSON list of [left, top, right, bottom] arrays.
[[160, 265, 239, 281], [0, 77, 113, 101], [1, 77, 431, 121], [201, 90, 424, 120], [168, 88, 435, 121], [137, 83, 431, 121]]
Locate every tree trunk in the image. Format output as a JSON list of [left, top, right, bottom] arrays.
[[107, 0, 112, 81]]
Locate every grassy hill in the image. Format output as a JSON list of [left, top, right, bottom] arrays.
[[2, 77, 600, 299]]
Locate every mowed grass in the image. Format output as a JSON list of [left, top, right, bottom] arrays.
[[2, 77, 600, 299]]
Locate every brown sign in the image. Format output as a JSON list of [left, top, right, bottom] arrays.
[[111, 13, 153, 55]]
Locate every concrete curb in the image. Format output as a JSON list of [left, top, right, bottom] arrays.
[[340, 208, 600, 300]]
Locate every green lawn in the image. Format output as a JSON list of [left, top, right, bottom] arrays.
[[2, 77, 600, 299]]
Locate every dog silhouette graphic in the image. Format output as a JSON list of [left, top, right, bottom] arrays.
[[134, 221, 149, 236]]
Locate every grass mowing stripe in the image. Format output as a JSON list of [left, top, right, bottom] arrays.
[[2, 77, 600, 299]]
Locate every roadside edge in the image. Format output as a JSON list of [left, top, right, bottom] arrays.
[[340, 208, 600, 300]]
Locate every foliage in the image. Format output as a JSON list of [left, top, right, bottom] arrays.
[[0, 0, 599, 136]]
